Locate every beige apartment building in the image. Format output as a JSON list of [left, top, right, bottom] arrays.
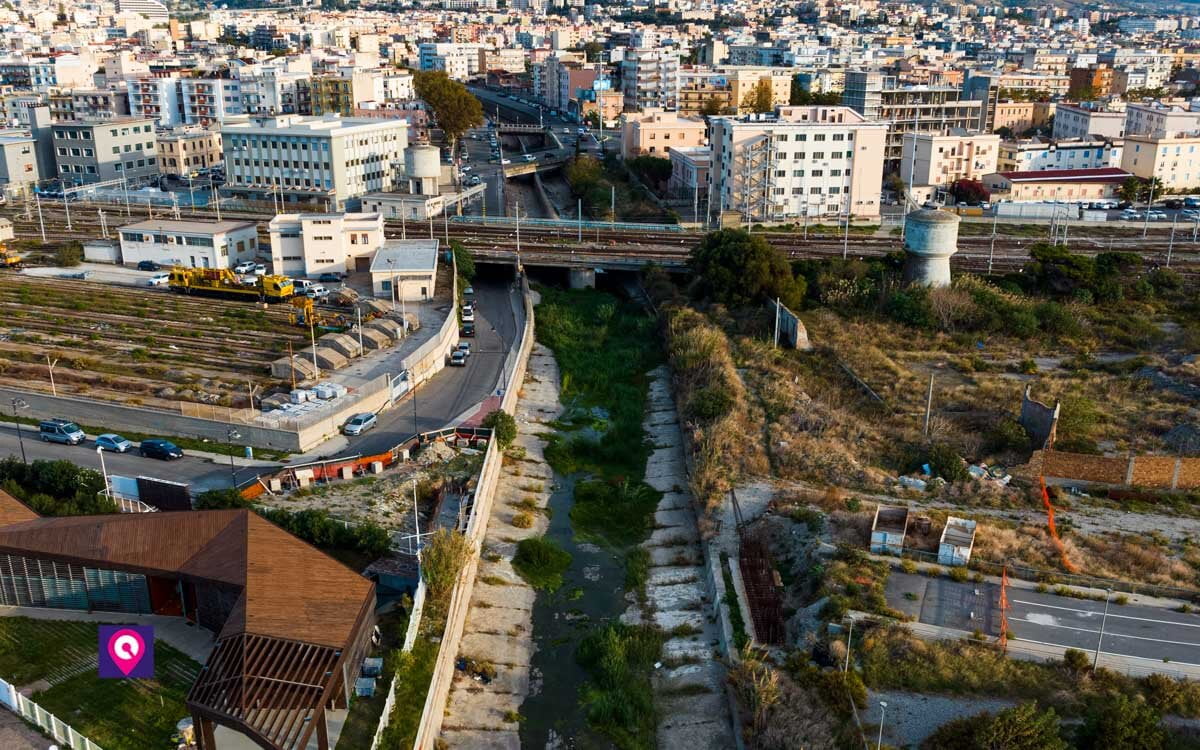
[[900, 131, 1000, 201], [1122, 131, 1200, 191], [157, 128, 223, 177], [993, 101, 1056, 134], [621, 109, 708, 159], [709, 105, 887, 223]]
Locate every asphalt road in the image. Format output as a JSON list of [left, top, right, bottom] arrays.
[[0, 275, 522, 492], [888, 572, 1200, 666]]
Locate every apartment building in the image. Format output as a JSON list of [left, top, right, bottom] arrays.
[[667, 145, 710, 200], [993, 101, 1056, 134], [180, 77, 244, 126], [1125, 103, 1200, 138], [157, 128, 223, 177], [0, 54, 95, 91], [621, 48, 681, 112], [842, 71, 983, 164], [900, 131, 1000, 195], [240, 69, 310, 115], [1068, 65, 1116, 98], [267, 212, 385, 276], [220, 114, 409, 210], [1123, 131, 1200, 191], [1053, 103, 1126, 140], [127, 76, 183, 127], [52, 117, 158, 185], [678, 68, 734, 116], [49, 89, 131, 122], [709, 105, 887, 224], [418, 43, 485, 80], [0, 133, 39, 197], [621, 109, 707, 159], [118, 219, 259, 269], [999, 137, 1123, 172]]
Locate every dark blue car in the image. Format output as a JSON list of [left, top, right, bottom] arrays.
[[140, 439, 183, 460]]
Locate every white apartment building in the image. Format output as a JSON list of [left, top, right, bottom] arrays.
[[1123, 132, 1200, 191], [621, 48, 681, 112], [418, 43, 485, 81], [268, 212, 385, 277], [127, 76, 183, 127], [180, 78, 244, 126], [900, 131, 1001, 193], [1052, 103, 1127, 140], [118, 219, 259, 269], [1125, 103, 1200, 138], [998, 137, 1123, 172], [221, 114, 409, 211], [239, 70, 309, 115], [709, 106, 888, 223]]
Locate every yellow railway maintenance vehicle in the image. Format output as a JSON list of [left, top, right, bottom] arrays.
[[167, 267, 294, 302], [0, 218, 19, 269]]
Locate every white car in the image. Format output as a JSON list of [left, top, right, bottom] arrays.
[[234, 261, 256, 273], [253, 263, 266, 275], [147, 272, 170, 286], [306, 285, 330, 300], [461, 307, 475, 323], [342, 412, 377, 436]]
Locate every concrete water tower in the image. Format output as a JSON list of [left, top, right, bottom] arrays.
[[405, 144, 441, 196], [902, 208, 960, 288]]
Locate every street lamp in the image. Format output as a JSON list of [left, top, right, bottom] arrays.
[[10, 398, 28, 464], [96, 446, 110, 500], [227, 429, 242, 486], [1093, 587, 1113, 673], [877, 701, 888, 750], [843, 616, 855, 672]]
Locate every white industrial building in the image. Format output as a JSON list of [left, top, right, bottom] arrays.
[[118, 219, 260, 269], [268, 212, 386, 277], [369, 239, 439, 302]]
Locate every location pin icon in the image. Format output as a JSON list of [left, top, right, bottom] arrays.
[[106, 629, 146, 677]]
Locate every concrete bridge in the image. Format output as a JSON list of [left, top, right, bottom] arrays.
[[501, 148, 572, 177], [496, 123, 546, 134]]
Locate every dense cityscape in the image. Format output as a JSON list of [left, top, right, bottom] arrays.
[[1, 0, 1200, 749]]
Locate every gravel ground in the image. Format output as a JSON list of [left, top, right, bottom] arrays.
[[0, 708, 49, 750], [862, 690, 1017, 747]]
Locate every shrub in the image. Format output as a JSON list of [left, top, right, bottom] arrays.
[[576, 623, 665, 748], [948, 566, 969, 582], [988, 416, 1030, 453], [926, 443, 969, 483], [513, 536, 572, 591], [511, 511, 534, 529], [195, 488, 249, 510], [421, 528, 473, 615], [1062, 648, 1090, 673], [54, 242, 83, 267], [482, 409, 517, 448]]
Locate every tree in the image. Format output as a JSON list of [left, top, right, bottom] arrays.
[[195, 488, 249, 510], [1068, 82, 1096, 101], [687, 229, 805, 309], [413, 71, 484, 153], [949, 179, 990, 204], [923, 703, 1067, 750], [995, 126, 1014, 140], [1076, 694, 1164, 750], [743, 77, 774, 114], [1119, 176, 1164, 204], [700, 97, 726, 117], [482, 409, 517, 447]]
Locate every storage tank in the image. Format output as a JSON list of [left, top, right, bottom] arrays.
[[405, 144, 441, 196], [902, 209, 960, 288]]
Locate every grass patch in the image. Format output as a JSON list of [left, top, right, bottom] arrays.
[[720, 552, 749, 651], [336, 608, 410, 748], [577, 623, 666, 750], [377, 636, 439, 746], [570, 479, 662, 549], [0, 618, 200, 750], [512, 536, 573, 591], [625, 547, 650, 602]]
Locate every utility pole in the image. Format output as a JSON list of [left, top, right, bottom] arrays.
[[99, 209, 108, 239], [1168, 214, 1178, 267], [35, 192, 46, 243], [96, 446, 110, 500], [877, 702, 888, 750], [988, 208, 998, 275], [610, 184, 615, 228], [45, 355, 58, 397], [578, 198, 582, 242], [10, 398, 28, 464], [1093, 588, 1113, 673], [212, 182, 221, 221], [922, 373, 934, 437], [773, 297, 780, 348], [63, 188, 72, 231], [1142, 182, 1156, 239]]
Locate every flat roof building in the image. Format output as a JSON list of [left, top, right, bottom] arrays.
[[52, 116, 159, 185], [369, 239, 439, 303], [118, 218, 260, 269]]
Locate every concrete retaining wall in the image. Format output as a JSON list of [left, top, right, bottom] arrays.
[[412, 274, 535, 750]]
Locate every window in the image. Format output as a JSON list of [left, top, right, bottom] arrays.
[[112, 146, 120, 155], [814, 134, 826, 141], [813, 152, 825, 160], [56, 147, 66, 156]]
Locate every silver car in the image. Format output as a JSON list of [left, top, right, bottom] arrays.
[[342, 412, 377, 436]]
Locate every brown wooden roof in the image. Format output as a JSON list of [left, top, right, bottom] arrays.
[[0, 491, 38, 529]]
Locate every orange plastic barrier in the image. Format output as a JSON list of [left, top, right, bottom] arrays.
[[1040, 477, 1079, 573]]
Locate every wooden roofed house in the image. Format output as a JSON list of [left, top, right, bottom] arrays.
[[0, 490, 376, 750]]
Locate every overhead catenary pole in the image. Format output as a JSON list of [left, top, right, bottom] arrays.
[[773, 297, 781, 348], [287, 340, 296, 390], [1142, 181, 1156, 239], [309, 317, 320, 380], [35, 192, 46, 243], [1168, 213, 1178, 267], [63, 187, 72, 231], [988, 207, 999, 275], [923, 373, 934, 437], [99, 209, 108, 239]]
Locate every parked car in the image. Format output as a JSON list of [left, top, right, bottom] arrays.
[[234, 261, 256, 274], [140, 438, 183, 460], [523, 154, 536, 162], [1182, 209, 1200, 219], [147, 272, 170, 286], [1121, 209, 1142, 220], [253, 264, 266, 275], [293, 279, 315, 292], [1148, 210, 1168, 220], [460, 322, 476, 337], [137, 260, 160, 272], [501, 158, 511, 165], [306, 285, 330, 300], [464, 286, 474, 296], [457, 341, 471, 358], [1185, 196, 1200, 208], [469, 175, 482, 186], [317, 272, 343, 283], [95, 434, 133, 453], [449, 350, 467, 367], [342, 412, 377, 436], [39, 419, 86, 445], [1164, 199, 1184, 210]]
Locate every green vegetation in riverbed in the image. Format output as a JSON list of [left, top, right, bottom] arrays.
[[576, 623, 666, 750], [513, 536, 573, 591], [570, 478, 662, 549], [535, 286, 661, 480]]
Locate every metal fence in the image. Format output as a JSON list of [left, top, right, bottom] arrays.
[[450, 214, 685, 233], [0, 676, 104, 750]]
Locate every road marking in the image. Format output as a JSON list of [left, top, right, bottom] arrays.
[[1013, 636, 1200, 668], [1013, 615, 1200, 648], [1011, 598, 1200, 628]]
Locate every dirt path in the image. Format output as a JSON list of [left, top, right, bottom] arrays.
[[622, 366, 735, 749], [440, 343, 562, 749]]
